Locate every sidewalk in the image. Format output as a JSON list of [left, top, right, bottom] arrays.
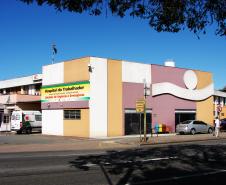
[[0, 132, 226, 153]]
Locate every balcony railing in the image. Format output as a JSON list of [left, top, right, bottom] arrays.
[[0, 94, 40, 104]]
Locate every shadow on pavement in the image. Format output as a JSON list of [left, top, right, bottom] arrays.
[[70, 144, 226, 185]]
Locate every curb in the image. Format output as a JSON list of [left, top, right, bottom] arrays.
[[139, 136, 226, 146]]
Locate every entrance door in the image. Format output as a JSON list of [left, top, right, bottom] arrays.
[[125, 110, 152, 135], [175, 110, 196, 130]]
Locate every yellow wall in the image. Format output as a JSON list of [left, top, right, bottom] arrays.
[[63, 109, 89, 137], [64, 57, 90, 83], [195, 71, 214, 125], [107, 59, 123, 136], [220, 106, 226, 120]]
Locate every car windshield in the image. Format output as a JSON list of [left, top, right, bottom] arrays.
[[180, 120, 192, 124]]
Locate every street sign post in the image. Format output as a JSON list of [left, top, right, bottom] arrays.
[[136, 99, 145, 143], [136, 100, 145, 113]]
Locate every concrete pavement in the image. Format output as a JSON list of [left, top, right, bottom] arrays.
[[0, 131, 226, 153]]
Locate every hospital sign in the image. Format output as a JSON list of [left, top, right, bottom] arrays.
[[41, 81, 90, 103]]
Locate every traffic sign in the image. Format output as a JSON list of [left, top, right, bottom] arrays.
[[136, 99, 145, 113], [217, 105, 222, 113]]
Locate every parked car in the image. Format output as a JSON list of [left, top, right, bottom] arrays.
[[176, 120, 213, 135], [220, 118, 226, 131]]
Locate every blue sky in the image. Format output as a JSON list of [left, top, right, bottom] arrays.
[[0, 0, 225, 89]]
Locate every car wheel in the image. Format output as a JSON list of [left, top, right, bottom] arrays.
[[208, 128, 213, 134], [16, 130, 22, 134], [190, 128, 196, 135], [26, 128, 32, 134]]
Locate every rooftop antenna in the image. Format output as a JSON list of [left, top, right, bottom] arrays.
[[51, 43, 57, 64]]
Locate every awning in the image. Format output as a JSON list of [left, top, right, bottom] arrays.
[[175, 109, 196, 113]]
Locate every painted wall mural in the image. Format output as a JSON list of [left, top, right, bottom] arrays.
[[152, 70, 214, 100]]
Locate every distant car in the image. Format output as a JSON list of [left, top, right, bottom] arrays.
[[176, 120, 213, 135], [220, 118, 226, 131]]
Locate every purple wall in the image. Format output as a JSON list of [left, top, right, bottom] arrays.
[[42, 101, 89, 110], [123, 65, 196, 133], [123, 83, 152, 109], [151, 65, 196, 132]]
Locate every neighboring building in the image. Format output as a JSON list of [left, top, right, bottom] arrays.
[[41, 57, 215, 138], [0, 74, 42, 131], [213, 90, 226, 120]]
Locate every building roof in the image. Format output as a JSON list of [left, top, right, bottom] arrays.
[[214, 90, 226, 98], [0, 74, 42, 89]]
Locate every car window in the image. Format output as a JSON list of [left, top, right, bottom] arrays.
[[200, 121, 207, 125], [11, 115, 15, 120], [193, 121, 199, 125], [35, 115, 42, 121], [181, 120, 191, 124], [16, 115, 20, 120]]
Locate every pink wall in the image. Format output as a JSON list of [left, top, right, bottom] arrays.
[[42, 101, 89, 110], [151, 65, 196, 132], [123, 65, 196, 133], [123, 83, 152, 109]]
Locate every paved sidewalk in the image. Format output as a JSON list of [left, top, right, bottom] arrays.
[[0, 132, 226, 153]]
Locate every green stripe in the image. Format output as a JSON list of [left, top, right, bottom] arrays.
[[41, 97, 90, 103], [41, 81, 90, 89]]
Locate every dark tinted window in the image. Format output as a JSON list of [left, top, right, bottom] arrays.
[[64, 110, 81, 120], [193, 121, 199, 125], [181, 120, 192, 124], [35, 115, 42, 121]]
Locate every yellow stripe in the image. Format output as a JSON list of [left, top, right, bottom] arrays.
[[107, 59, 123, 136], [195, 71, 214, 125], [64, 109, 90, 137], [64, 57, 90, 83]]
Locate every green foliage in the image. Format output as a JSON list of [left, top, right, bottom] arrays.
[[220, 86, 226, 92], [20, 0, 226, 36]]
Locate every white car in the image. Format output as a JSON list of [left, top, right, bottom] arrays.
[[176, 120, 213, 135]]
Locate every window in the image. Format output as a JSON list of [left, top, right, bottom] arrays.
[[16, 115, 20, 120], [4, 115, 9, 123], [35, 115, 42, 121], [64, 110, 81, 120]]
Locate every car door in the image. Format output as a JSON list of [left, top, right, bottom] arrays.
[[192, 121, 200, 132], [199, 121, 208, 133]]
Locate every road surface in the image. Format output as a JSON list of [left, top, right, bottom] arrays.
[[0, 139, 226, 185]]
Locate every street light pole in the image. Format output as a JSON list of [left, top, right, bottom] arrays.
[[143, 79, 151, 142], [143, 92, 147, 142]]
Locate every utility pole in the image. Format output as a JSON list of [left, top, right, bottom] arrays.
[[143, 79, 151, 142]]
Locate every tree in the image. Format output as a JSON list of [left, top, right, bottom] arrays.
[[220, 86, 226, 92], [20, 0, 226, 36]]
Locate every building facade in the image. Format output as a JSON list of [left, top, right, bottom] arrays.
[[41, 57, 218, 138], [214, 90, 226, 120], [0, 74, 42, 131]]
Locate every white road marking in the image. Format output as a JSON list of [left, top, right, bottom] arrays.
[[83, 156, 178, 167]]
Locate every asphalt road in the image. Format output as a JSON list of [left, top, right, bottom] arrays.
[[0, 139, 226, 185]]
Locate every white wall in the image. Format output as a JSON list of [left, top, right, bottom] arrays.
[[42, 110, 63, 135], [89, 57, 108, 137], [122, 61, 151, 84], [42, 63, 64, 86]]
